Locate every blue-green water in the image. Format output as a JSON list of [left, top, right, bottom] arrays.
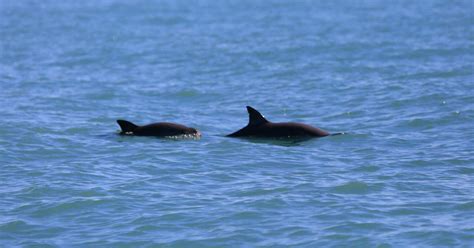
[[1, 0, 473, 247]]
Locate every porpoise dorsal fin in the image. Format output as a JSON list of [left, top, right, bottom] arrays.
[[116, 120, 138, 133], [246, 106, 269, 126]]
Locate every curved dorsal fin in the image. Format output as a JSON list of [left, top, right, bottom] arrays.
[[117, 120, 138, 133], [246, 106, 269, 126]]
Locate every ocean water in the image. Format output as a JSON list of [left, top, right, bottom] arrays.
[[1, 0, 473, 247]]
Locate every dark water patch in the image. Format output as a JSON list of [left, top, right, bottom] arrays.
[[317, 235, 388, 247], [394, 68, 473, 80], [229, 211, 262, 220], [78, 188, 108, 198], [455, 201, 474, 211], [228, 136, 318, 147], [456, 167, 474, 175], [0, 220, 34, 233], [330, 181, 383, 195], [19, 241, 57, 248], [325, 222, 391, 232], [352, 165, 381, 172], [286, 228, 313, 238], [320, 234, 352, 241], [0, 220, 66, 239], [235, 187, 289, 197], [386, 207, 430, 216], [31, 199, 111, 218], [20, 186, 69, 199], [396, 230, 471, 247]]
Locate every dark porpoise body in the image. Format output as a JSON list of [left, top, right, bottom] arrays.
[[117, 120, 200, 137], [227, 106, 332, 138]]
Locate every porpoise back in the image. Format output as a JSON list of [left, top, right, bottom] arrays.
[[227, 106, 330, 138], [117, 120, 200, 137]]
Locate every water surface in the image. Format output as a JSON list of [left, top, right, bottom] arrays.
[[1, 0, 473, 247]]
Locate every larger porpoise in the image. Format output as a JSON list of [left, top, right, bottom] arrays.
[[227, 106, 335, 138]]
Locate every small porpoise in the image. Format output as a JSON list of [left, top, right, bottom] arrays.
[[117, 120, 200, 138], [227, 106, 331, 138]]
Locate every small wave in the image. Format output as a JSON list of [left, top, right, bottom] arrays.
[[387, 207, 428, 216], [31, 199, 109, 217], [352, 165, 380, 172], [0, 220, 32, 233], [174, 89, 200, 97], [331, 181, 382, 194], [0, 220, 66, 236], [325, 222, 388, 232], [231, 211, 261, 219], [235, 187, 289, 197], [456, 201, 474, 211], [457, 167, 474, 175]]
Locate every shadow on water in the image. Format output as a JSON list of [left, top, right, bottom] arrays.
[[122, 135, 200, 141], [94, 132, 201, 142], [96, 132, 350, 146], [232, 132, 350, 147], [227, 136, 323, 147]]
